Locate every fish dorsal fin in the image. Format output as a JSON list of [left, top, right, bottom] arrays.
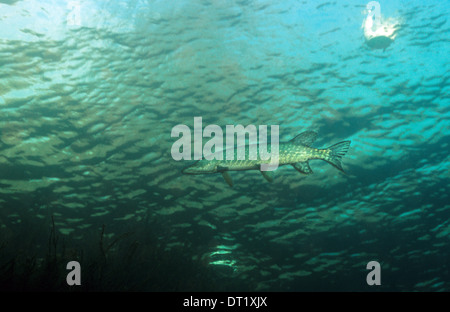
[[260, 170, 274, 183], [290, 131, 317, 147], [292, 162, 313, 175], [221, 171, 233, 187]]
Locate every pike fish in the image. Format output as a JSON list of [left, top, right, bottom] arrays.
[[181, 131, 351, 187]]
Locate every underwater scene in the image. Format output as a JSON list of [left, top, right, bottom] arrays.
[[0, 0, 448, 292]]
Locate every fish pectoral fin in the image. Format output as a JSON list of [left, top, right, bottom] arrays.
[[221, 171, 233, 187], [260, 170, 274, 183], [292, 162, 313, 175]]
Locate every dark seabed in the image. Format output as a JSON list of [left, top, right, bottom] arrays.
[[0, 0, 449, 291]]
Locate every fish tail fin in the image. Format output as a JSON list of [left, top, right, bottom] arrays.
[[324, 140, 351, 173]]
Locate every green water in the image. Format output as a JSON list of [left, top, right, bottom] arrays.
[[0, 0, 449, 291]]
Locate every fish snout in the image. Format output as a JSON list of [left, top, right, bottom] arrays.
[[181, 161, 216, 174]]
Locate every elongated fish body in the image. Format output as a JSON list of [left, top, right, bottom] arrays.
[[182, 131, 351, 187]]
